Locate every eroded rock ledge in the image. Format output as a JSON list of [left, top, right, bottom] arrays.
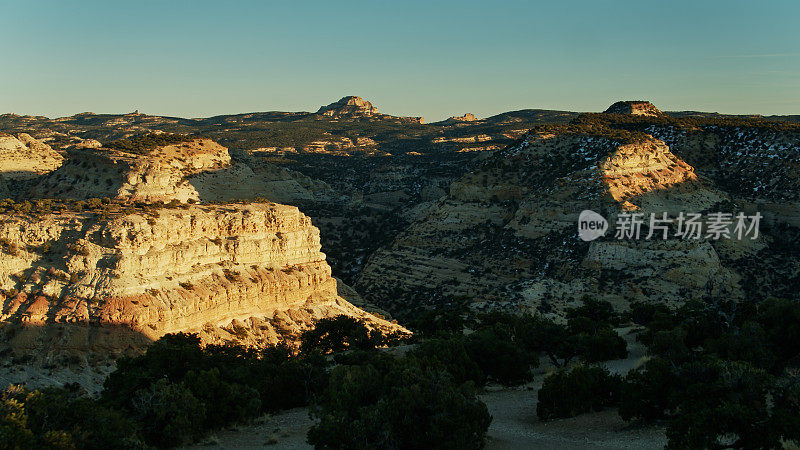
[[0, 202, 405, 359]]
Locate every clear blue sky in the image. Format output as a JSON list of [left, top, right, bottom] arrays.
[[2, 0, 798, 121]]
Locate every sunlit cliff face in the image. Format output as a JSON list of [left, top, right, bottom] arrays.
[[599, 139, 698, 210]]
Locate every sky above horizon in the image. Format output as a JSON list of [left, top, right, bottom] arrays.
[[2, 0, 798, 121]]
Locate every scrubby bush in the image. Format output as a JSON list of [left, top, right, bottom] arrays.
[[665, 359, 798, 450], [408, 336, 485, 386], [248, 347, 329, 412], [300, 315, 384, 354], [517, 315, 579, 367], [573, 327, 628, 363], [104, 133, 197, 154], [102, 332, 329, 445], [516, 307, 628, 367], [618, 297, 800, 448], [756, 297, 800, 370], [181, 368, 261, 429], [308, 361, 492, 449], [1, 385, 145, 449], [618, 357, 682, 422], [409, 306, 467, 336], [464, 328, 535, 386], [537, 365, 621, 421], [131, 378, 205, 447], [567, 298, 620, 326]]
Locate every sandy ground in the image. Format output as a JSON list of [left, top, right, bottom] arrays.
[[0, 363, 113, 396], [184, 408, 314, 450], [481, 384, 666, 450]]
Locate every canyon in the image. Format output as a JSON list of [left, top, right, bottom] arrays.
[[0, 131, 407, 390], [2, 98, 798, 357]]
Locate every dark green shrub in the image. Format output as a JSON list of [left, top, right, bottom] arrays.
[[131, 378, 205, 447], [517, 315, 578, 367], [308, 362, 492, 449], [537, 365, 621, 420], [757, 298, 800, 371], [102, 332, 329, 444], [574, 327, 628, 363], [250, 350, 329, 412], [628, 301, 675, 328], [408, 337, 485, 386], [567, 298, 620, 327], [300, 315, 383, 354], [706, 321, 776, 369], [182, 368, 261, 429], [665, 359, 797, 450], [409, 306, 466, 336], [619, 357, 682, 422], [102, 332, 205, 408], [464, 328, 534, 386], [1, 386, 145, 450]]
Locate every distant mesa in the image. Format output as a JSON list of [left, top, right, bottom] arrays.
[[447, 113, 478, 123], [604, 100, 663, 117], [315, 96, 425, 124], [317, 96, 379, 117]]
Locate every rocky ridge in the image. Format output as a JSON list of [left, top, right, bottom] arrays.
[[0, 133, 64, 181], [604, 101, 663, 117], [315, 96, 425, 124], [355, 116, 795, 321], [31, 138, 334, 205], [0, 203, 400, 354], [447, 113, 478, 123], [317, 96, 379, 117], [0, 136, 407, 384]]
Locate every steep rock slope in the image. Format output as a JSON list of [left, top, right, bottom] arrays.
[[0, 133, 64, 180], [30, 138, 334, 205], [644, 124, 800, 226], [604, 101, 663, 116], [31, 138, 230, 202], [317, 96, 379, 117], [0, 202, 404, 360], [356, 125, 788, 320]]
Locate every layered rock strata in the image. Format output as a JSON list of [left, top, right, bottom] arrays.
[[356, 131, 759, 320], [0, 203, 405, 359]]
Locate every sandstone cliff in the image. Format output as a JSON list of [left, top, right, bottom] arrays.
[[317, 96, 379, 117], [355, 129, 772, 321], [315, 96, 424, 124], [31, 138, 334, 205], [644, 124, 800, 227], [604, 101, 663, 116], [447, 113, 478, 123], [31, 138, 229, 202], [0, 203, 405, 360]]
